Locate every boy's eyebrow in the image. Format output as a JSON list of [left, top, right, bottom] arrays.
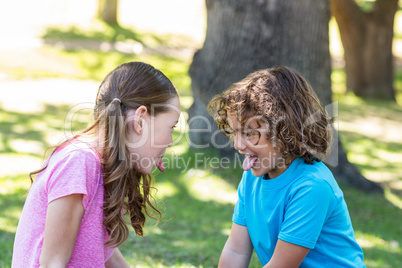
[[232, 126, 257, 131]]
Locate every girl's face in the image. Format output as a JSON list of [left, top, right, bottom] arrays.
[[228, 114, 289, 179], [127, 97, 181, 174]]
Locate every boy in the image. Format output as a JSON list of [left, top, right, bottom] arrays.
[[208, 66, 365, 267]]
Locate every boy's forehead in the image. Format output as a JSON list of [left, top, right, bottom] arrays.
[[227, 112, 263, 129]]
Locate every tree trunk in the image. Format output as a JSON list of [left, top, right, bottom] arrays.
[[98, 0, 119, 25], [331, 0, 397, 100], [189, 0, 382, 192]]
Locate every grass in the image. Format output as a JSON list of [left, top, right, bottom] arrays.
[[41, 21, 199, 49], [0, 25, 401, 267], [2, 47, 192, 97]]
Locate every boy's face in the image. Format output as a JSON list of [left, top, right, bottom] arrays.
[[228, 113, 289, 179]]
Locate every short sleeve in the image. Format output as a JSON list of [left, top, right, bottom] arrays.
[[46, 149, 100, 207], [232, 172, 247, 226], [278, 179, 336, 249]]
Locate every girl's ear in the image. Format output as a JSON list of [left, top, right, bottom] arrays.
[[126, 106, 148, 135]]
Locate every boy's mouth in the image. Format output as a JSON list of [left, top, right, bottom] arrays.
[[243, 155, 258, 171]]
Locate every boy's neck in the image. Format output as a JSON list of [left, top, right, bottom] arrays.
[[264, 156, 296, 180]]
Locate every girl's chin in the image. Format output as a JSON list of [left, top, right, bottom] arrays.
[[133, 164, 153, 175]]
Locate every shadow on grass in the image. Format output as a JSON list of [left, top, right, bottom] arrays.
[[41, 23, 197, 50], [42, 24, 142, 44], [0, 229, 14, 268], [339, 129, 402, 196], [0, 103, 91, 158]]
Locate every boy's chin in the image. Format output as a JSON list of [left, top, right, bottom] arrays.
[[250, 167, 266, 178]]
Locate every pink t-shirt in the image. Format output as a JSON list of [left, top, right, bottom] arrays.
[[12, 141, 114, 267]]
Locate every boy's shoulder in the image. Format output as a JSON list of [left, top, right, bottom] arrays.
[[288, 159, 343, 199]]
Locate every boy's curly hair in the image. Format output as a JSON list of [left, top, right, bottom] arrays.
[[208, 66, 332, 164]]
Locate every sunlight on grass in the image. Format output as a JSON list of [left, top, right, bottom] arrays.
[[331, 68, 347, 95], [0, 174, 30, 233], [154, 181, 179, 199], [9, 139, 44, 156], [356, 231, 400, 252], [0, 154, 41, 177], [0, 205, 23, 233], [0, 174, 29, 195], [356, 231, 401, 268], [384, 188, 402, 210], [166, 145, 189, 158], [184, 169, 237, 204]]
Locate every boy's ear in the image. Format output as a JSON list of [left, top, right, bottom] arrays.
[[126, 106, 147, 135]]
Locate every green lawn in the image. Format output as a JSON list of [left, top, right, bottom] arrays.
[[0, 25, 401, 267]]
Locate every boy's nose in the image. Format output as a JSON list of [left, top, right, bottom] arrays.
[[233, 134, 247, 151]]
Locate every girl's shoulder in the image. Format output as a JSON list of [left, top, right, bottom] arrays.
[[53, 139, 101, 164], [43, 139, 103, 181], [43, 140, 104, 204]]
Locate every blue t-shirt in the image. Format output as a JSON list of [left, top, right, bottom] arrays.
[[233, 158, 365, 267]]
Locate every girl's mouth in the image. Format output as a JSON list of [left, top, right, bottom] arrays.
[[156, 157, 165, 172]]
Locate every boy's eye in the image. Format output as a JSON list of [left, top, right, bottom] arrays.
[[243, 130, 254, 137]]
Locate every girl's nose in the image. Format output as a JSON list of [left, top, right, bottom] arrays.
[[167, 135, 174, 148]]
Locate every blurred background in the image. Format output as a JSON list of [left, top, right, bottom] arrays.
[[0, 0, 401, 267]]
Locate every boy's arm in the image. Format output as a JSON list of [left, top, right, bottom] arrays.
[[263, 239, 310, 268], [219, 223, 253, 268], [105, 248, 130, 268], [39, 194, 85, 267]]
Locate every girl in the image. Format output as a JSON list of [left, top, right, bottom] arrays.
[[208, 66, 365, 267], [12, 62, 181, 267]]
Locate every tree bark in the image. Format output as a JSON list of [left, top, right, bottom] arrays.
[[331, 0, 398, 100], [189, 0, 382, 192], [98, 0, 119, 25]]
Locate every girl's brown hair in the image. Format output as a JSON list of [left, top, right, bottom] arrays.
[[30, 62, 178, 247], [208, 66, 332, 164]]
